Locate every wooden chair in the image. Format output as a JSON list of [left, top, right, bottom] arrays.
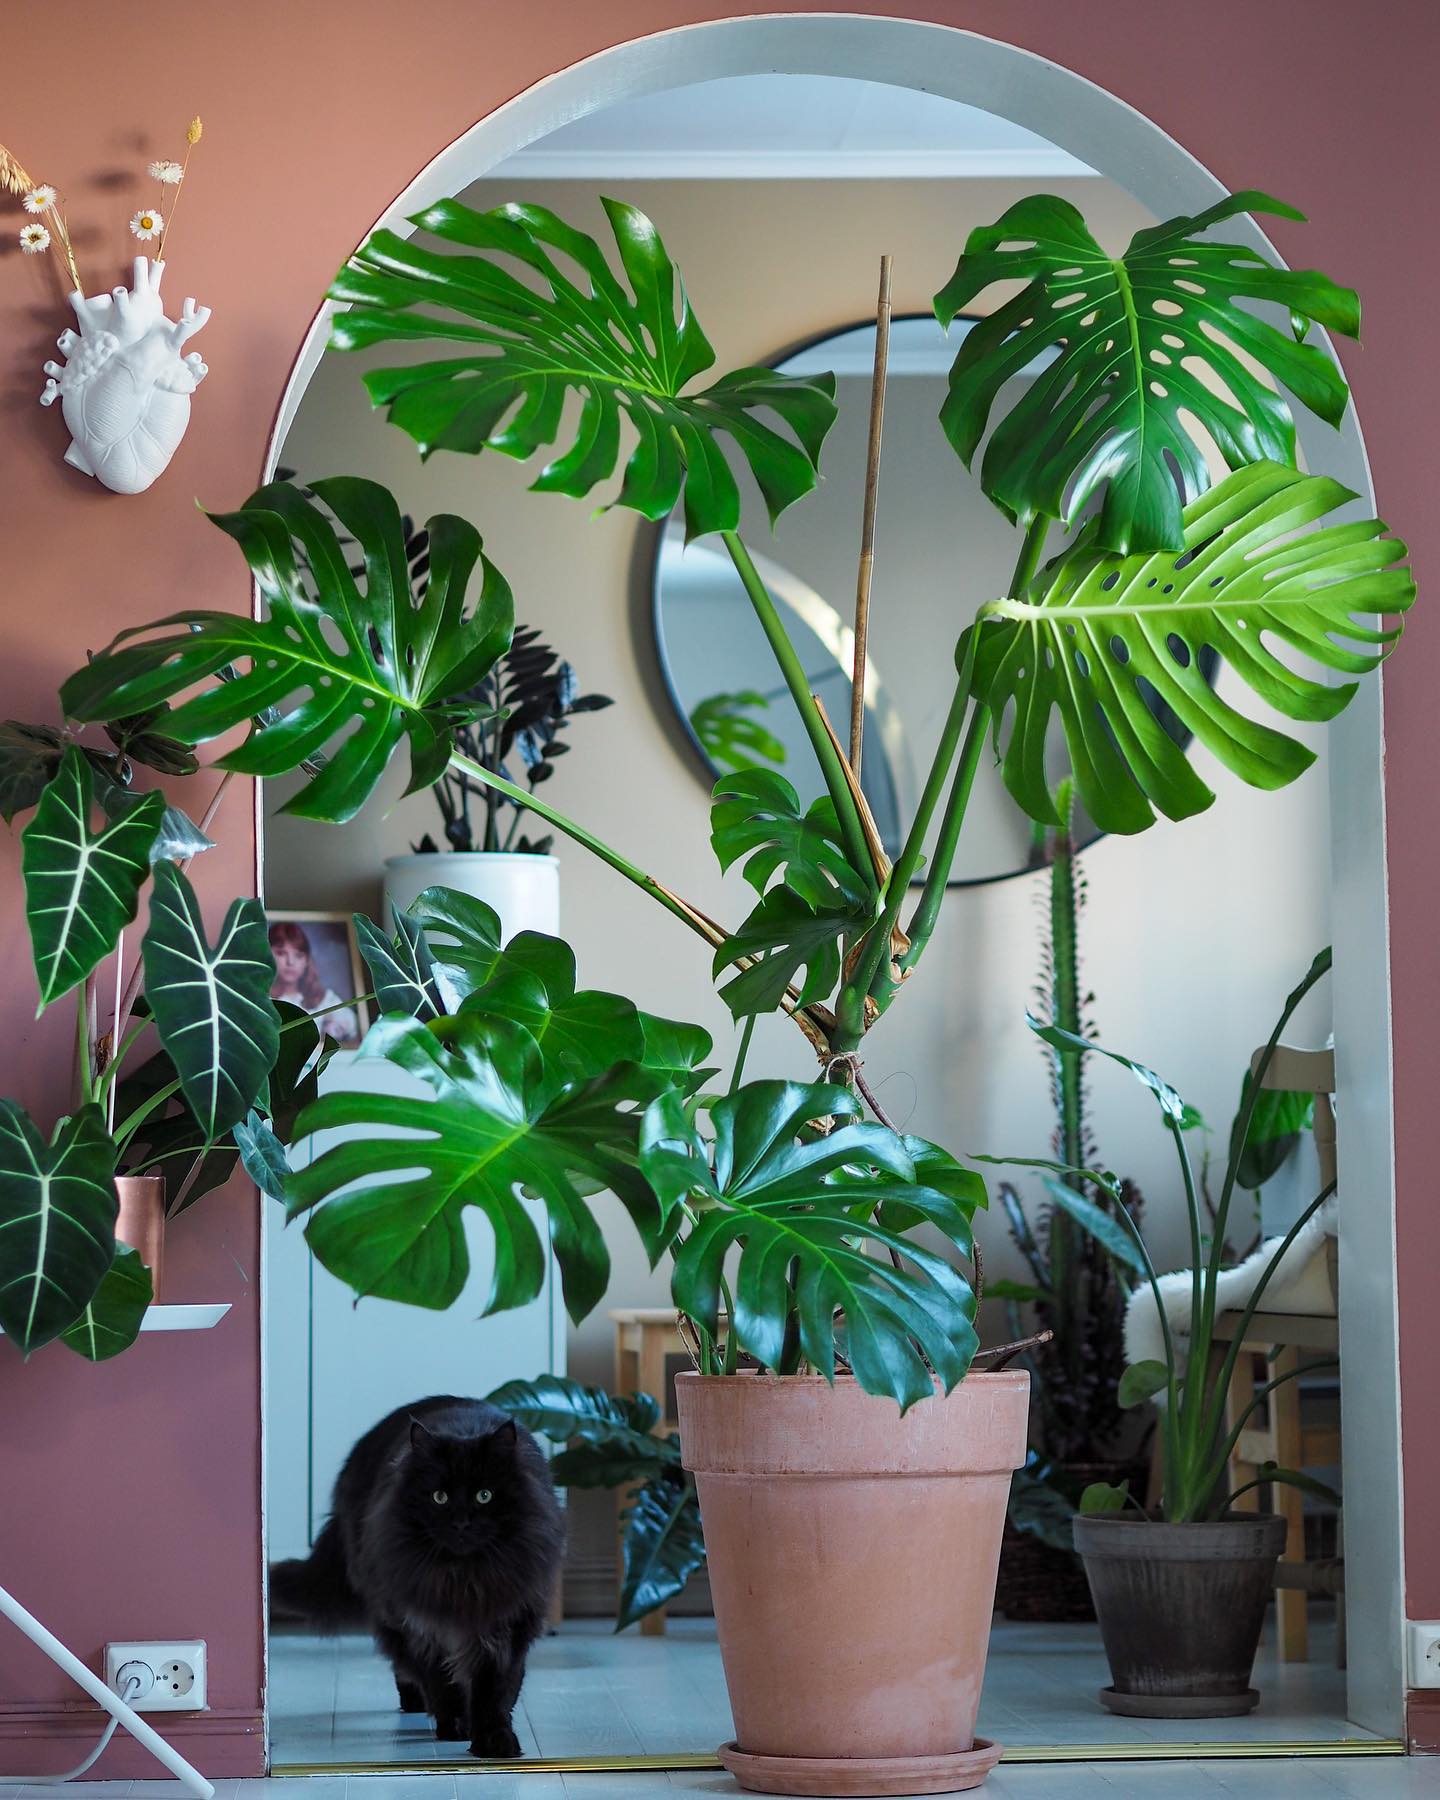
[[1212, 1045, 1341, 1665]]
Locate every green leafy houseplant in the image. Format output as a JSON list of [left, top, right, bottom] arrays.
[[58, 188, 1412, 1411], [1035, 948, 1341, 1527], [0, 720, 331, 1361], [487, 1375, 704, 1631]]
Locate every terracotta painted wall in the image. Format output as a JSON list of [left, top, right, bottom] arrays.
[[0, 0, 1435, 1775]]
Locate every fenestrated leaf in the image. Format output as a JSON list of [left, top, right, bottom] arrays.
[[354, 909, 445, 1021], [644, 1082, 981, 1409], [935, 190, 1360, 552], [59, 479, 515, 825], [710, 768, 874, 908], [636, 1012, 715, 1095], [713, 882, 872, 1019], [451, 932, 645, 1080], [486, 1373, 665, 1449], [617, 1471, 706, 1631], [60, 1243, 152, 1362], [967, 462, 1413, 833], [329, 197, 838, 541], [690, 690, 786, 774], [20, 747, 164, 1012], [141, 862, 281, 1138], [0, 1102, 117, 1356], [402, 885, 503, 998], [286, 1016, 670, 1323]]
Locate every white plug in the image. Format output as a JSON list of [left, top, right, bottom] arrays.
[[103, 1641, 206, 1711], [1409, 1622, 1440, 1689]]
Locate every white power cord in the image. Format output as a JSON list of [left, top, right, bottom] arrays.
[[1, 1670, 144, 1785]]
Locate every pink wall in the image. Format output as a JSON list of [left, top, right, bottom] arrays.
[[0, 0, 1435, 1774]]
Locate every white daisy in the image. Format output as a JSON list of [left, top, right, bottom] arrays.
[[19, 222, 51, 254], [148, 159, 184, 184], [22, 185, 57, 214], [129, 209, 163, 241]]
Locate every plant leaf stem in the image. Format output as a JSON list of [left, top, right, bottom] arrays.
[[720, 532, 873, 883]]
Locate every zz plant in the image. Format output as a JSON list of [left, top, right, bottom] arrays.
[[58, 188, 1412, 1405]]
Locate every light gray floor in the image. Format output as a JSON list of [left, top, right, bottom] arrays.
[[2, 1761, 1439, 1798], [268, 1615, 1370, 1766]]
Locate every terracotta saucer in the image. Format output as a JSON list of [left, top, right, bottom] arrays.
[[717, 1736, 1004, 1796]]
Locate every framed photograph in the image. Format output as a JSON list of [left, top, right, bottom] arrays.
[[265, 910, 370, 1052]]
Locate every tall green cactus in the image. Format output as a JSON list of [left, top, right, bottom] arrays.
[[1001, 782, 1139, 1464]]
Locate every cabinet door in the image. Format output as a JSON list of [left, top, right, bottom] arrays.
[[264, 1052, 566, 1560]]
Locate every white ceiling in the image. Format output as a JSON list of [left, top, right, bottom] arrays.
[[491, 75, 1096, 181]]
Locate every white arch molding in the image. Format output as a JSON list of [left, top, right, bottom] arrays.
[[263, 14, 1404, 1741]]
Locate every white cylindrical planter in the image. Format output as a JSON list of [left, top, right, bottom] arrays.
[[383, 852, 560, 941]]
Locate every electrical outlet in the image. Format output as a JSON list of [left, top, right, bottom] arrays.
[[1408, 1622, 1440, 1688], [104, 1640, 207, 1712]]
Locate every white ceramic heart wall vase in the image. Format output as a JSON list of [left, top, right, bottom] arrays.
[[39, 255, 210, 495]]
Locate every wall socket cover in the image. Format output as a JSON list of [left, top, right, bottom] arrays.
[[1408, 1621, 1440, 1689], [103, 1640, 207, 1712]]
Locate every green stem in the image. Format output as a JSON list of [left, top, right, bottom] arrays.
[[448, 748, 715, 950], [111, 1075, 185, 1151], [720, 532, 872, 880], [75, 987, 95, 1109], [729, 1009, 758, 1097], [841, 515, 1052, 1025]]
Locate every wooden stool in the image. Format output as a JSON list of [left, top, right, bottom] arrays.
[[609, 1308, 706, 1636]]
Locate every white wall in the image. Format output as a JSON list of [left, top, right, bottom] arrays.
[[268, 174, 1333, 1580]]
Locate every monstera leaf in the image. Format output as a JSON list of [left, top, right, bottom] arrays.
[[402, 886, 503, 997], [286, 1016, 674, 1323], [618, 1471, 706, 1632], [711, 768, 874, 909], [690, 691, 786, 774], [935, 190, 1360, 552], [328, 197, 838, 540], [21, 748, 164, 1011], [59, 479, 515, 825], [965, 463, 1413, 833], [60, 1244, 152, 1362], [643, 1082, 981, 1408], [0, 1102, 117, 1355], [712, 882, 873, 1020], [487, 1374, 676, 1491], [141, 863, 281, 1138]]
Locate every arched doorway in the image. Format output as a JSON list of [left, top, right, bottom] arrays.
[[262, 12, 1402, 1751]]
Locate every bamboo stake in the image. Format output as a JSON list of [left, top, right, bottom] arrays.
[[848, 255, 893, 779]]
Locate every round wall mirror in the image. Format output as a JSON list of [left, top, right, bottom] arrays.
[[651, 312, 1090, 885]]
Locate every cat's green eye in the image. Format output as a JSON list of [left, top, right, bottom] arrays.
[[432, 1489, 448, 1505], [476, 1488, 493, 1505]]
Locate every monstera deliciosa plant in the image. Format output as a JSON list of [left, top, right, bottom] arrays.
[[56, 187, 1412, 1415]]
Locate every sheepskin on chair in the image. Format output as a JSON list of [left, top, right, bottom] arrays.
[[1125, 1197, 1338, 1375]]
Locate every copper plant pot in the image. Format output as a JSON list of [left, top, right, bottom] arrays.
[[114, 1174, 165, 1302], [677, 1370, 1030, 1796]]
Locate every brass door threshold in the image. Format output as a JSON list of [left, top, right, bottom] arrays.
[[272, 1738, 1403, 1776]]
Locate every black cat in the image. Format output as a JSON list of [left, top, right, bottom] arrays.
[[271, 1394, 564, 1759]]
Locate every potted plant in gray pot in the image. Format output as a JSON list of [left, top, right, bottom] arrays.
[[61, 186, 1410, 1789], [1015, 950, 1340, 1717]]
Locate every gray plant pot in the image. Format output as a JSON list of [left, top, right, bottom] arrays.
[[1073, 1512, 1287, 1717]]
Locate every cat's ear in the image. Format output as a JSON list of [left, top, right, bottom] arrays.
[[488, 1419, 519, 1452], [409, 1417, 437, 1451]]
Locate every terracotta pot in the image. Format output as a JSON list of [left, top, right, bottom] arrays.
[[676, 1370, 1029, 1797], [114, 1174, 165, 1302], [1073, 1512, 1287, 1717]]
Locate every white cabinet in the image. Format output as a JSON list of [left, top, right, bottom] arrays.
[[264, 1052, 566, 1562]]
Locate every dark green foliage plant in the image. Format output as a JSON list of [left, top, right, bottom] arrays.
[[59, 188, 1412, 1408]]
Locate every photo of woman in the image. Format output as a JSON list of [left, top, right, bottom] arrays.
[[267, 914, 368, 1050]]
